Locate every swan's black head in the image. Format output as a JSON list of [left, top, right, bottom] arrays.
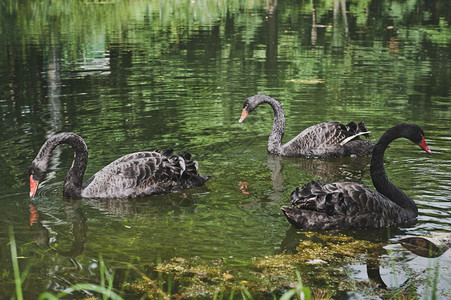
[[385, 123, 432, 154], [27, 134, 62, 197], [239, 94, 274, 123], [28, 161, 45, 197]]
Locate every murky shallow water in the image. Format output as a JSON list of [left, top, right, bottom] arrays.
[[0, 0, 450, 298]]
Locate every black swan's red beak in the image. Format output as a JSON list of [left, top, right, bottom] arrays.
[[29, 175, 39, 198], [239, 108, 248, 123], [419, 135, 432, 154]]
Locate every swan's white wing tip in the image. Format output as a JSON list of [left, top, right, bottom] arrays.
[[340, 131, 371, 146]]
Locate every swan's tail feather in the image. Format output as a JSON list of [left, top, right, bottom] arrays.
[[357, 121, 371, 137], [340, 131, 371, 146], [177, 156, 186, 177], [339, 121, 372, 146], [178, 152, 199, 175], [163, 150, 201, 176], [179, 152, 200, 175], [161, 148, 174, 157], [280, 206, 301, 227], [182, 154, 212, 185], [181, 152, 192, 160], [345, 121, 371, 138], [281, 205, 329, 229], [158, 149, 211, 187]]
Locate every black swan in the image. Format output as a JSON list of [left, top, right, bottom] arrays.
[[239, 94, 375, 158], [29, 132, 211, 199], [280, 123, 432, 230]]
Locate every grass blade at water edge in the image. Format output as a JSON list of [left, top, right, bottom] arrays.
[[37, 284, 123, 300], [9, 226, 24, 300], [280, 270, 311, 300]]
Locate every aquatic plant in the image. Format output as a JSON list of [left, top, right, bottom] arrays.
[[8, 228, 444, 299], [8, 227, 23, 300], [279, 270, 311, 300], [8, 226, 122, 300], [123, 232, 386, 298]]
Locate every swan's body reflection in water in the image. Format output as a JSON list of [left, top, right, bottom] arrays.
[[30, 200, 87, 270], [289, 155, 371, 183], [266, 154, 285, 204], [29, 189, 201, 257]]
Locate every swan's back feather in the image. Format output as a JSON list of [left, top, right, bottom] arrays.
[[81, 150, 209, 198], [282, 121, 374, 157], [282, 181, 417, 230]]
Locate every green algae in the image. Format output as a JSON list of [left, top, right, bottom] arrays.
[[250, 232, 385, 296], [124, 232, 387, 298]]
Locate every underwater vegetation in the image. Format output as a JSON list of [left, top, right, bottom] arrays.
[[124, 232, 405, 298]]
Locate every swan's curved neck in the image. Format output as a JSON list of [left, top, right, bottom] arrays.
[[35, 132, 88, 198], [370, 131, 418, 214], [261, 96, 285, 154]]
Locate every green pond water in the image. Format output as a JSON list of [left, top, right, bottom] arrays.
[[0, 0, 450, 298]]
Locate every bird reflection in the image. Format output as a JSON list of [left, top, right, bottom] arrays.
[[265, 154, 371, 198], [30, 200, 87, 259], [400, 234, 451, 258], [84, 190, 201, 217], [29, 203, 50, 249], [290, 155, 371, 183], [266, 154, 285, 204], [29, 190, 201, 242]]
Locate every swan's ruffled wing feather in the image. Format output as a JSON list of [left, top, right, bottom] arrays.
[[285, 122, 346, 152], [81, 150, 208, 198], [284, 180, 412, 229], [292, 181, 394, 215], [282, 121, 374, 157]]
